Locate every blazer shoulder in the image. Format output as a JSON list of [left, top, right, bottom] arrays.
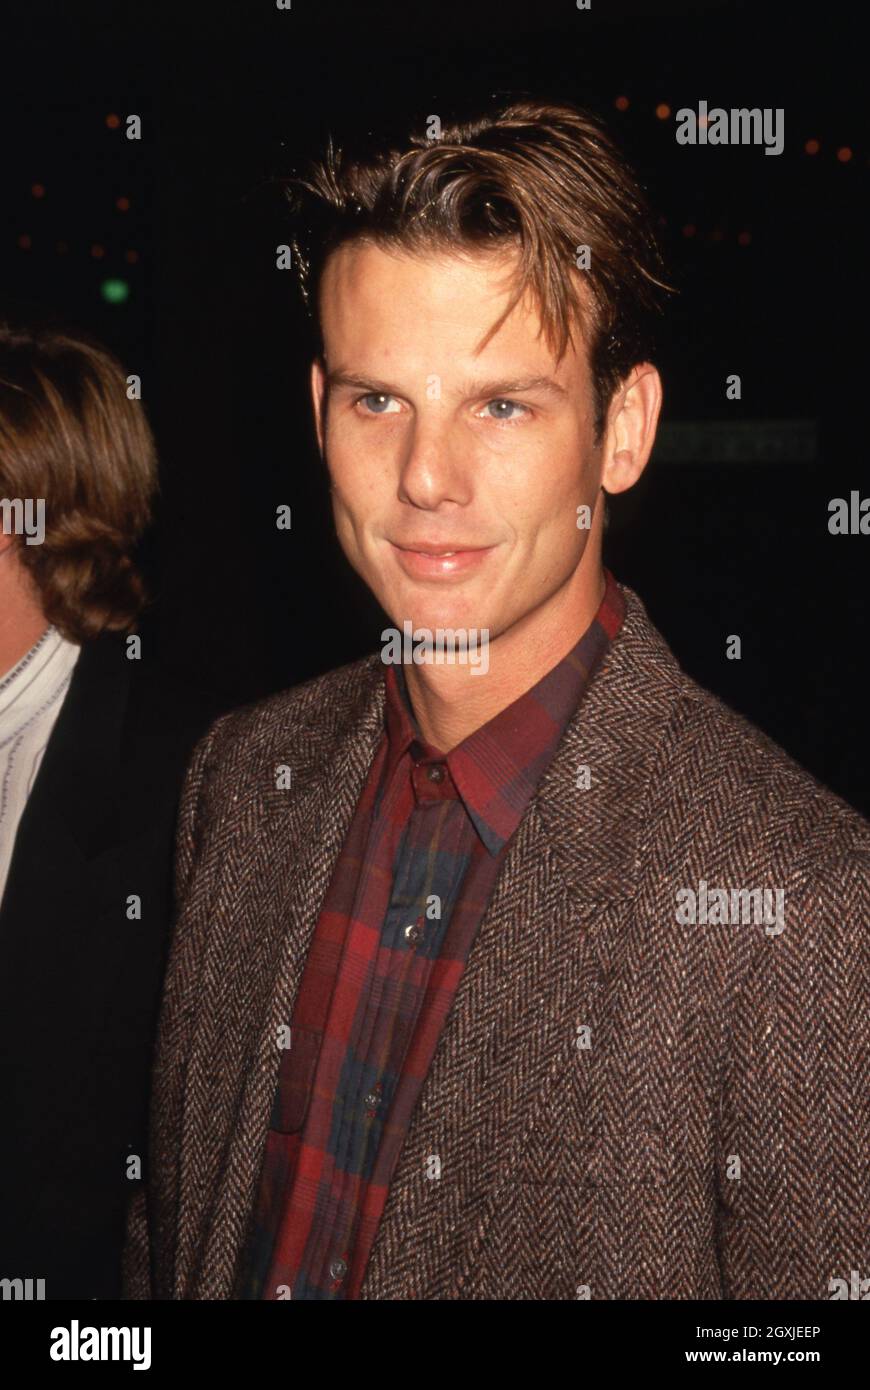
[[188, 650, 383, 779], [660, 657, 868, 890], [617, 585, 869, 875]]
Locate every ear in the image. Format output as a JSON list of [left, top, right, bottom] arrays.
[[310, 356, 327, 458], [600, 362, 663, 496]]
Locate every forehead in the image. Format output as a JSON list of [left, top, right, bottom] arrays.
[[317, 238, 591, 386]]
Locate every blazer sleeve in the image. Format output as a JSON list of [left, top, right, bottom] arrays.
[[120, 715, 228, 1300], [716, 822, 870, 1298], [121, 1185, 152, 1300]]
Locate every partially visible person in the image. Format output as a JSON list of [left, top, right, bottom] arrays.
[[0, 322, 219, 1298]]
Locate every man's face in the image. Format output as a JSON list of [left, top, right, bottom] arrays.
[[311, 239, 605, 647]]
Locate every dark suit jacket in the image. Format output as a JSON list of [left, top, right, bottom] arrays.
[[123, 584, 870, 1299], [0, 632, 218, 1298]]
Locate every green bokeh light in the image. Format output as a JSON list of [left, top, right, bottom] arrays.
[[101, 278, 130, 304]]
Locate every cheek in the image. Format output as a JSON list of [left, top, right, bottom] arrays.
[[329, 413, 398, 484], [513, 453, 596, 564], [328, 459, 384, 534], [495, 437, 590, 530], [324, 415, 366, 483]]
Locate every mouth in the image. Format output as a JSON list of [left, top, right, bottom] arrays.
[[389, 540, 495, 579]]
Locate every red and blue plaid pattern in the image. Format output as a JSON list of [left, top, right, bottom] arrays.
[[237, 571, 626, 1299]]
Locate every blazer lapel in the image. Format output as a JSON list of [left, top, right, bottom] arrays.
[[173, 656, 387, 1296]]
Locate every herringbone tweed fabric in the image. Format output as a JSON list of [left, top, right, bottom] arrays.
[[122, 584, 869, 1300]]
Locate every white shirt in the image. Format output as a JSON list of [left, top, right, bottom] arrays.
[[0, 626, 81, 909]]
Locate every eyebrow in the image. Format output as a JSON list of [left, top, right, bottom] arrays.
[[325, 369, 568, 401]]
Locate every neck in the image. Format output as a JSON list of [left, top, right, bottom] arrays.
[[402, 548, 606, 753], [0, 554, 50, 680]]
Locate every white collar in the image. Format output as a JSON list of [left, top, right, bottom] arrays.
[[0, 626, 81, 739]]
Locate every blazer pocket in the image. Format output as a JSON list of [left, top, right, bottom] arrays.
[[269, 1025, 322, 1134]]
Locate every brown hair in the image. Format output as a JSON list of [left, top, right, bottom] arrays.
[[284, 97, 675, 440], [0, 322, 158, 643]]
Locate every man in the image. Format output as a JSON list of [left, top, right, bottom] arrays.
[[124, 98, 869, 1300], [0, 322, 217, 1297]]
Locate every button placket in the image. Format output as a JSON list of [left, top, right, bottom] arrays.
[[404, 916, 424, 945], [363, 1080, 383, 1118]]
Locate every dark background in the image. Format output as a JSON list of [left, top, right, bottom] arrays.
[[2, 0, 867, 811]]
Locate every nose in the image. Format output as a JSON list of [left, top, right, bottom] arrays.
[[397, 415, 474, 510]]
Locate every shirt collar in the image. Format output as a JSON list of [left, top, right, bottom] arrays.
[[0, 625, 80, 728], [382, 568, 626, 857]]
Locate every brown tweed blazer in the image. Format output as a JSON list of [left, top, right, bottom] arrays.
[[122, 584, 869, 1300]]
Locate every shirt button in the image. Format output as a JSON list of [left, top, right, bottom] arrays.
[[404, 920, 423, 943], [329, 1257, 347, 1281], [363, 1090, 380, 1109], [426, 764, 445, 783]]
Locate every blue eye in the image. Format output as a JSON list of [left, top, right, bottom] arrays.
[[485, 398, 528, 422], [358, 393, 399, 414]]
